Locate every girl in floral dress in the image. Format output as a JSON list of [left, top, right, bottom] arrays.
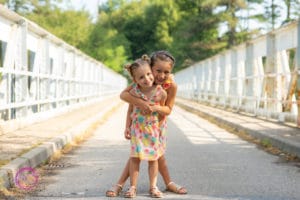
[[123, 55, 167, 198], [106, 51, 187, 198]]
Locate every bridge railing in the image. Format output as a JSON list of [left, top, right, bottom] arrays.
[[175, 20, 300, 126], [0, 5, 127, 123]]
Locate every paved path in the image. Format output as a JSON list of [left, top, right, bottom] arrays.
[[176, 98, 300, 159], [22, 104, 300, 200], [0, 95, 123, 190], [0, 97, 118, 162], [1, 96, 300, 199]]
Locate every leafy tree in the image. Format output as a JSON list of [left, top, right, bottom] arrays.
[[27, 8, 92, 49], [263, 0, 281, 30], [150, 0, 179, 50], [171, 0, 221, 70], [282, 0, 300, 25], [1, 0, 30, 12], [0, 0, 62, 14], [213, 0, 247, 47], [87, 8, 130, 73], [4, 0, 295, 74], [109, 0, 156, 58], [0, 0, 91, 52]]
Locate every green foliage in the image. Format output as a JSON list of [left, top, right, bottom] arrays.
[[1, 0, 62, 13], [86, 14, 130, 73], [170, 0, 223, 70], [263, 0, 282, 30], [2, 0, 297, 74], [282, 0, 300, 25], [27, 8, 92, 49], [2, 1, 91, 50]]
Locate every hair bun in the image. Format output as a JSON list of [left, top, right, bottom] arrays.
[[141, 54, 150, 63], [124, 63, 131, 71]]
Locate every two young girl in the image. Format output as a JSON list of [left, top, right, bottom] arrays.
[[106, 51, 187, 198], [123, 55, 167, 198]]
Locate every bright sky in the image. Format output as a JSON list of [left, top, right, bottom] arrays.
[[65, 0, 107, 21], [68, 0, 288, 33]]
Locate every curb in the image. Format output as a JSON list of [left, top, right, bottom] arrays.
[[0, 98, 122, 191], [176, 99, 300, 159]]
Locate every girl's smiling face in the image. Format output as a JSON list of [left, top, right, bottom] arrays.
[[151, 60, 172, 85], [133, 65, 154, 88]]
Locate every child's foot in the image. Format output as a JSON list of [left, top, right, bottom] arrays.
[[149, 186, 163, 198], [106, 184, 122, 197], [166, 181, 187, 194], [124, 186, 136, 198]]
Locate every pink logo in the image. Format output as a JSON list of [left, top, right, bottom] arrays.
[[15, 167, 39, 190]]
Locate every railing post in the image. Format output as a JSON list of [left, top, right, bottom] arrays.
[[230, 48, 237, 108], [15, 19, 28, 118], [296, 20, 300, 126], [244, 42, 255, 111], [266, 32, 281, 115]]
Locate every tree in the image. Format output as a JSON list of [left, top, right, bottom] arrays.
[[263, 0, 281, 30], [0, 0, 62, 14], [171, 0, 221, 70], [27, 8, 92, 49], [282, 0, 300, 25], [1, 0, 30, 12], [87, 9, 130, 73]]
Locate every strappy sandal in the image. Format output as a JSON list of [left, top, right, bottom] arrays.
[[106, 184, 123, 197], [166, 181, 187, 194], [124, 186, 136, 198], [149, 186, 163, 198]]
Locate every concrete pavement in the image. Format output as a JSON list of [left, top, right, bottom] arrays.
[[24, 103, 300, 199], [0, 95, 123, 191], [176, 98, 300, 160], [1, 96, 300, 193]]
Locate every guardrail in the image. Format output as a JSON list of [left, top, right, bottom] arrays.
[[175, 20, 300, 126], [0, 5, 127, 122]]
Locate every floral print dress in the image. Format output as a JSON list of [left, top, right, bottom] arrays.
[[129, 84, 164, 161]]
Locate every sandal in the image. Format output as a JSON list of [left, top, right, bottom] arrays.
[[124, 186, 136, 198], [106, 184, 122, 197], [166, 181, 187, 194], [149, 186, 163, 198]]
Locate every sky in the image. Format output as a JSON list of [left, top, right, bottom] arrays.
[[67, 0, 288, 34], [66, 0, 107, 21]]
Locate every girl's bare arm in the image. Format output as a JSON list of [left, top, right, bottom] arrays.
[[151, 89, 169, 115], [124, 104, 133, 140], [151, 83, 177, 116], [165, 82, 177, 112], [120, 85, 152, 112]]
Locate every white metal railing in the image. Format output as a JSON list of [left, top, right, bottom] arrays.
[[0, 5, 127, 122], [175, 20, 300, 126]]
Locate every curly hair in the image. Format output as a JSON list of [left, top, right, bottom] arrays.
[[124, 54, 151, 79]]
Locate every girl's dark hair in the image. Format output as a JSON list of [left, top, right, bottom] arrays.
[[150, 50, 175, 68], [124, 54, 151, 79]]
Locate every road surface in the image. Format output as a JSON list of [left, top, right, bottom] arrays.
[[23, 104, 300, 200]]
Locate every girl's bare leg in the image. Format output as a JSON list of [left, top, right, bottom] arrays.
[[129, 157, 140, 187], [149, 160, 163, 198], [158, 155, 171, 185], [148, 160, 158, 188], [123, 157, 139, 198], [158, 155, 187, 194], [116, 158, 130, 186], [106, 158, 130, 197]]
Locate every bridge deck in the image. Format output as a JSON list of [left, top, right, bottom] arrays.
[[0, 96, 300, 190]]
